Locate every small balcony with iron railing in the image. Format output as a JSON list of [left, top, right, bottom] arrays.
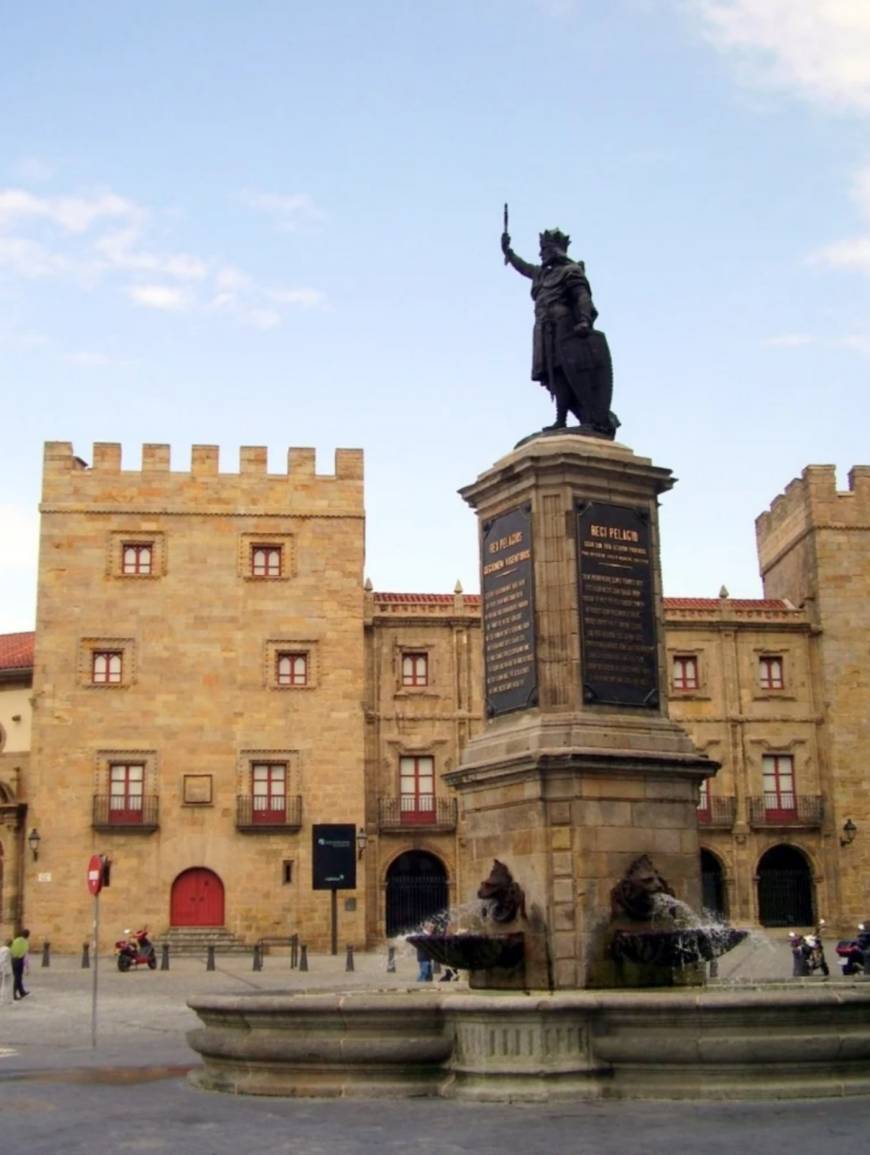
[[748, 793, 824, 829], [696, 795, 736, 830], [236, 794, 303, 832], [378, 795, 458, 833], [92, 794, 159, 832]]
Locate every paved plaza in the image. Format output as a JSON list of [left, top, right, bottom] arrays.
[[1, 938, 869, 1154]]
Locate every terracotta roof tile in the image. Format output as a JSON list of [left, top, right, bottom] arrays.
[[664, 598, 793, 611], [0, 631, 34, 672], [374, 592, 481, 605]]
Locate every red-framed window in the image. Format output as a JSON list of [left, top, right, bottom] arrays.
[[252, 762, 286, 823], [402, 652, 429, 687], [672, 654, 699, 691], [697, 778, 710, 823], [400, 755, 435, 824], [759, 655, 784, 690], [92, 651, 123, 684], [762, 754, 796, 820], [277, 652, 308, 686], [109, 763, 144, 823], [251, 545, 282, 578], [122, 543, 152, 575]]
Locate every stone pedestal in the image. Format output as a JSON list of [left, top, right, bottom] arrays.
[[445, 432, 716, 989]]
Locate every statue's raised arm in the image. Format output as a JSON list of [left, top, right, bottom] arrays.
[[501, 230, 538, 279]]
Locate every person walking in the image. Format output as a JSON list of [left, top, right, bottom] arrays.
[[0, 939, 13, 1005], [10, 929, 30, 1000]]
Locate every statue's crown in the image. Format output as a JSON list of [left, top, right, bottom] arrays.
[[539, 228, 570, 251]]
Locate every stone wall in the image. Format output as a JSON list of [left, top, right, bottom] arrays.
[[28, 442, 366, 952], [757, 465, 870, 924]]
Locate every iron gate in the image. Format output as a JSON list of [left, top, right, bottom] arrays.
[[385, 855, 448, 936], [757, 868, 814, 926]]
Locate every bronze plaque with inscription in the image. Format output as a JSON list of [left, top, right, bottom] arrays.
[[576, 502, 658, 708], [482, 505, 537, 716]]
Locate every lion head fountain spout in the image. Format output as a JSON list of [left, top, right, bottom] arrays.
[[601, 855, 747, 984], [408, 860, 550, 988]]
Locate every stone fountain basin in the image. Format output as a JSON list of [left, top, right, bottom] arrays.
[[611, 927, 748, 968], [407, 932, 524, 971], [186, 985, 870, 1100]]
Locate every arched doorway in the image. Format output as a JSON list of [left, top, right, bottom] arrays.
[[757, 844, 814, 927], [700, 848, 727, 919], [385, 851, 448, 936], [170, 867, 225, 927]]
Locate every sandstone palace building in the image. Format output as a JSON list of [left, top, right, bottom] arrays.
[[0, 442, 868, 951]]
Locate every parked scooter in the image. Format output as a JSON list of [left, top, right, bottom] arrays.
[[836, 922, 870, 976], [789, 919, 830, 977], [115, 927, 157, 972]]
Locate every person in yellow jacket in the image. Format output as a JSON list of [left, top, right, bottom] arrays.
[[10, 929, 30, 1000]]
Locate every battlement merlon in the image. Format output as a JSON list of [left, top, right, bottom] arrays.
[[40, 441, 365, 513], [756, 464, 870, 580]]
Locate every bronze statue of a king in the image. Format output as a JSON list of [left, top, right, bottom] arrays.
[[501, 219, 619, 439]]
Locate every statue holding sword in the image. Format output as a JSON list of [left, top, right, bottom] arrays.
[[501, 204, 619, 439]]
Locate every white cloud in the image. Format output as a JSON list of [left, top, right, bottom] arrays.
[[838, 333, 870, 355], [95, 228, 209, 281], [64, 350, 116, 367], [127, 284, 191, 311], [215, 265, 252, 292], [0, 182, 328, 330], [0, 187, 141, 233], [241, 190, 325, 231], [814, 236, 870, 273], [0, 235, 68, 278], [692, 1, 870, 112], [268, 287, 326, 307], [763, 333, 815, 347]]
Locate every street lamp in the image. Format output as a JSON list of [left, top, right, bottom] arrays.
[[27, 827, 41, 861], [356, 827, 368, 859], [841, 818, 858, 847]]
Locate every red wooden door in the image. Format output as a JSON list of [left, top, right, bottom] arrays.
[[170, 868, 225, 926]]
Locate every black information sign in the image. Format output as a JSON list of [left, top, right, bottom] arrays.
[[576, 502, 659, 708], [482, 505, 537, 716], [312, 824, 357, 890]]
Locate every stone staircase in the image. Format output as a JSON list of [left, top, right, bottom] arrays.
[[157, 926, 250, 958]]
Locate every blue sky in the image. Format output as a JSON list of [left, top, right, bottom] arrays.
[[2, 1, 869, 632]]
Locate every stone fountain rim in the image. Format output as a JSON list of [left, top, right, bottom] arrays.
[[188, 984, 870, 1014]]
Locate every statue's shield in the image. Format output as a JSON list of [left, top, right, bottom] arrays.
[[557, 328, 614, 426]]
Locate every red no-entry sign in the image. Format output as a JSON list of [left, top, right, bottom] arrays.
[[87, 854, 103, 896]]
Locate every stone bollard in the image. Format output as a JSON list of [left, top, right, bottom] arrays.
[[160, 943, 170, 971], [299, 944, 308, 972], [206, 945, 216, 971], [253, 944, 263, 972], [81, 942, 90, 969], [345, 944, 354, 972], [387, 945, 396, 973], [290, 934, 298, 969], [709, 958, 719, 979], [41, 942, 51, 967]]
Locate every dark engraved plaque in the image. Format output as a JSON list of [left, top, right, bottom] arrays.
[[576, 502, 658, 707], [482, 505, 537, 716]]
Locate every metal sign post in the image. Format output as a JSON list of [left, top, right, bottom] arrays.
[[312, 825, 356, 957], [87, 854, 104, 1048]]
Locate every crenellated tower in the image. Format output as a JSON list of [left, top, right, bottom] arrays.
[[28, 442, 366, 951], [756, 465, 870, 919]]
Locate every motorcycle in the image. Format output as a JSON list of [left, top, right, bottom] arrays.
[[789, 919, 830, 977], [836, 922, 870, 976], [115, 927, 157, 972]]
